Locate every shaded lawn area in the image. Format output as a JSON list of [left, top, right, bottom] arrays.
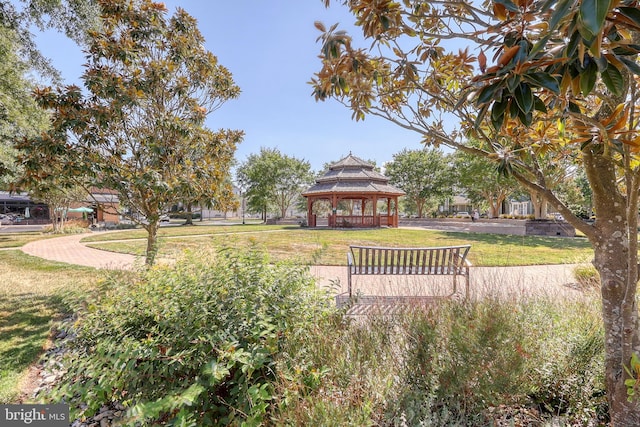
[[84, 226, 594, 267], [0, 251, 95, 403]]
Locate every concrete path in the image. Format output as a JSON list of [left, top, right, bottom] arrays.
[[19, 232, 587, 299]]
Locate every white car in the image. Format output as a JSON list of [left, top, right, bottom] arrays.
[[454, 211, 471, 219], [160, 214, 170, 223]]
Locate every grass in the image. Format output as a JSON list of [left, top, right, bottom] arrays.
[[84, 226, 594, 266], [0, 250, 95, 403], [0, 232, 60, 249]]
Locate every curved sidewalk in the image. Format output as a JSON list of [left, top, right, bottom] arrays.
[[22, 233, 139, 270], [19, 233, 585, 299]]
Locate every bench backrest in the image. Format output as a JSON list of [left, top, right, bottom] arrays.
[[348, 245, 471, 275]]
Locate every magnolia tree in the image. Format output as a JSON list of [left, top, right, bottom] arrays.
[[314, 0, 640, 423], [20, 0, 241, 265]]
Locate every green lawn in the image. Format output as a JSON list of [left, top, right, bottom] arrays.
[[0, 232, 60, 249], [84, 226, 594, 266], [0, 251, 96, 403]]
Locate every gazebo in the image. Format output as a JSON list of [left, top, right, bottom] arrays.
[[302, 153, 405, 228]]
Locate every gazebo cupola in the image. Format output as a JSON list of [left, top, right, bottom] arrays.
[[302, 153, 405, 228]]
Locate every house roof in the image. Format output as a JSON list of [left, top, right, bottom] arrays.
[[302, 153, 405, 197]]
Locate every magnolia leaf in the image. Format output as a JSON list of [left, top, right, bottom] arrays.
[[568, 101, 582, 114], [533, 95, 547, 113], [518, 108, 533, 126], [619, 56, 640, 76], [476, 80, 503, 106], [549, 0, 574, 32], [509, 98, 520, 118], [601, 64, 624, 96], [507, 74, 521, 92], [495, 0, 520, 13], [524, 72, 560, 93], [491, 99, 507, 129], [492, 98, 509, 120], [579, 0, 612, 39], [529, 33, 552, 59], [618, 7, 640, 29], [580, 61, 598, 95], [514, 83, 533, 114]]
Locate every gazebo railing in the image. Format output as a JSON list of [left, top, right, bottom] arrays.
[[332, 215, 379, 227]]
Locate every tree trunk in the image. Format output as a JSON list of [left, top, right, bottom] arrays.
[[530, 191, 548, 219], [582, 149, 640, 424], [144, 221, 160, 266], [184, 202, 193, 226], [416, 197, 424, 218], [594, 227, 640, 424]]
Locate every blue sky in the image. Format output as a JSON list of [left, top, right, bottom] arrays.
[[33, 1, 424, 172]]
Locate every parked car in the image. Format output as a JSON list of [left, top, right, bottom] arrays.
[[454, 211, 471, 219], [160, 214, 170, 223]]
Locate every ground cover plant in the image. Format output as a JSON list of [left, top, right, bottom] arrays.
[[0, 250, 94, 403], [83, 226, 594, 266]]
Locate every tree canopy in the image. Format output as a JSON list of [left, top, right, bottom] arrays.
[[237, 148, 314, 220], [385, 148, 453, 218], [315, 0, 640, 422]]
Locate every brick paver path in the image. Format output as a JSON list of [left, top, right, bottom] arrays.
[[22, 233, 138, 270]]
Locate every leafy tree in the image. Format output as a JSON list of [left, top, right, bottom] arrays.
[[237, 148, 314, 221], [210, 178, 240, 219], [385, 148, 453, 218], [314, 0, 640, 422], [0, 1, 98, 186], [176, 130, 241, 226], [0, 0, 98, 78], [452, 149, 520, 218], [21, 0, 241, 265], [0, 26, 49, 187]]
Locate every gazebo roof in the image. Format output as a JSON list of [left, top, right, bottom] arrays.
[[302, 153, 405, 197]]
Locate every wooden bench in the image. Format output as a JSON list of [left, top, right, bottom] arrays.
[[338, 245, 472, 312]]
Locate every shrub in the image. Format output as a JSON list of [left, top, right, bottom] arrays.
[[42, 219, 89, 234], [50, 248, 334, 426]]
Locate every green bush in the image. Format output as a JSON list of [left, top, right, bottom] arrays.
[[50, 248, 334, 426]]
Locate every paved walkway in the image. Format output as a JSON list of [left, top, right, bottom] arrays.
[[22, 233, 139, 270], [18, 232, 587, 299]]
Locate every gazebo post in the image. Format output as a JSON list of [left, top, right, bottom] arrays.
[[307, 198, 313, 228], [331, 194, 337, 227], [373, 196, 378, 227]]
